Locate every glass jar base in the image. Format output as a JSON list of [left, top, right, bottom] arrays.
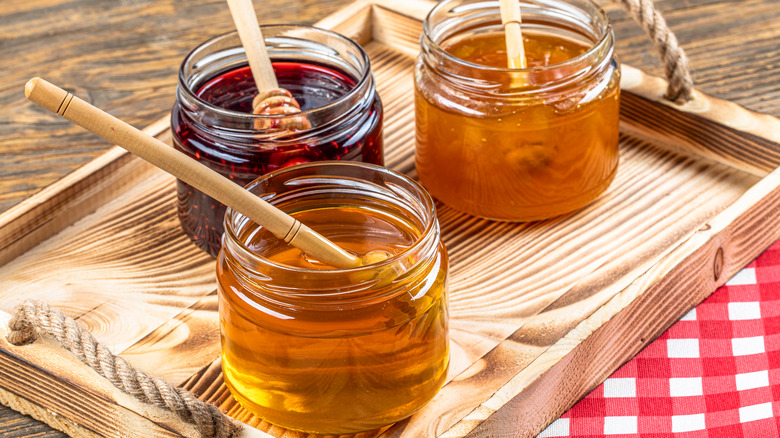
[[430, 167, 618, 222], [223, 362, 445, 435]]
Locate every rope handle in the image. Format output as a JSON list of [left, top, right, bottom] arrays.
[[6, 300, 241, 438], [612, 0, 694, 103]]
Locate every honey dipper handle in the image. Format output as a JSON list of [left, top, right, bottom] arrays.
[[499, 0, 527, 69], [226, 0, 279, 92], [24, 78, 362, 269]]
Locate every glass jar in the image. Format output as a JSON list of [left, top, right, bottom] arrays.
[[172, 26, 383, 256], [415, 0, 620, 221], [217, 162, 449, 434]]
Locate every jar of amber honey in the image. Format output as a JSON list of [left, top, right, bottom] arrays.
[[172, 26, 383, 256], [217, 162, 449, 434], [415, 0, 620, 221]]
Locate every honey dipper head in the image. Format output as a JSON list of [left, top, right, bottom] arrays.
[[348, 250, 397, 287], [361, 250, 392, 266], [252, 88, 311, 131]]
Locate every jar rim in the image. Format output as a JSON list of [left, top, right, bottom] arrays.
[[223, 162, 439, 279], [422, 0, 613, 74], [177, 24, 373, 125]]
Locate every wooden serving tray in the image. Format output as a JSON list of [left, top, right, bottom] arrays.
[[3, 0, 780, 437]]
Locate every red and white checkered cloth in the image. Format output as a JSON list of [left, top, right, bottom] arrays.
[[539, 241, 780, 437]]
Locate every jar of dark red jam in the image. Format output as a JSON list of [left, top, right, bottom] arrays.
[[218, 162, 449, 434], [172, 26, 383, 256]]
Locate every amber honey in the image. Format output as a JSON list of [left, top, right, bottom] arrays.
[[415, 0, 621, 221], [217, 163, 448, 434]]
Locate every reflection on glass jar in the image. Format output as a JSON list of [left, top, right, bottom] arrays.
[[217, 162, 449, 435], [415, 0, 620, 221], [172, 26, 383, 256]]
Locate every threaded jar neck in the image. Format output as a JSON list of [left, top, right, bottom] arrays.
[[420, 0, 616, 101], [221, 162, 441, 307], [176, 25, 376, 146]]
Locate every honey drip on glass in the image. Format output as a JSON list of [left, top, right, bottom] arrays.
[[218, 205, 449, 434], [415, 32, 620, 220]]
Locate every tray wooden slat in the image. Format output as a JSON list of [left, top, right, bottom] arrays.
[[2, 1, 780, 437]]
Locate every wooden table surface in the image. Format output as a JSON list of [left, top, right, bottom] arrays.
[[1, 0, 779, 436]]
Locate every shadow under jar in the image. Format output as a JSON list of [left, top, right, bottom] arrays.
[[415, 0, 620, 221], [217, 162, 449, 434], [172, 26, 383, 256]]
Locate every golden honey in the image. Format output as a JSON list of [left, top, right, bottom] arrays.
[[415, 0, 621, 221], [217, 162, 448, 434]]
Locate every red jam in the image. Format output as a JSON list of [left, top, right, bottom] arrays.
[[172, 62, 384, 256]]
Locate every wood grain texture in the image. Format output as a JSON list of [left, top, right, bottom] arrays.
[[2, 0, 780, 437], [0, 310, 276, 438], [0, 387, 105, 438], [455, 165, 780, 438], [619, 65, 780, 177], [0, 310, 203, 438], [121, 293, 222, 384], [0, 0, 355, 211], [0, 159, 214, 353], [0, 404, 67, 438]]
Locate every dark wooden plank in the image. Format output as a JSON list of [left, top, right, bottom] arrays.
[[601, 0, 780, 115], [0, 0, 355, 212], [0, 409, 66, 438]]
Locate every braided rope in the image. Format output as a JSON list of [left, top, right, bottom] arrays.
[[614, 0, 694, 103], [6, 300, 241, 438], [0, 386, 103, 438]]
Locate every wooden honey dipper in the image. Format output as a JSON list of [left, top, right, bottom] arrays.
[[226, 0, 311, 131], [23, 78, 391, 269], [499, 0, 528, 69]]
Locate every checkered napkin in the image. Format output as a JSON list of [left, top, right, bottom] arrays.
[[538, 241, 780, 437]]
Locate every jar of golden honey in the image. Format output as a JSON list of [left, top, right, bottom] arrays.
[[217, 162, 449, 434], [173, 26, 383, 256], [415, 0, 620, 221]]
